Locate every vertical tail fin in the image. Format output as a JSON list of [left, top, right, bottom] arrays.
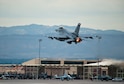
[[74, 23, 81, 36]]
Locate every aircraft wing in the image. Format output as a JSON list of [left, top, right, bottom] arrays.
[[80, 34, 101, 40], [48, 36, 70, 41]]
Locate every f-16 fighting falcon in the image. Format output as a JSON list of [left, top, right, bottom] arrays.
[[48, 23, 94, 44]]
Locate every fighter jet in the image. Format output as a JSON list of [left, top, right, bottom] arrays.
[[48, 23, 93, 44]]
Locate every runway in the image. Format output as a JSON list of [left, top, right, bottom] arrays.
[[0, 79, 123, 84]]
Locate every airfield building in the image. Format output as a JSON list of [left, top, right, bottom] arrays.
[[21, 58, 108, 79], [0, 58, 123, 79]]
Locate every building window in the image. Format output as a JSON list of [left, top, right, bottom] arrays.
[[87, 62, 97, 64], [41, 61, 60, 64], [102, 71, 106, 75], [64, 61, 83, 64], [85, 69, 88, 72]]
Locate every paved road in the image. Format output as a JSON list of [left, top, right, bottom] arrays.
[[0, 80, 123, 84]]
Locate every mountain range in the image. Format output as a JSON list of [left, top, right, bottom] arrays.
[[0, 24, 124, 64]]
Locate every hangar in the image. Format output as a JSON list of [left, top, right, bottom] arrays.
[[22, 58, 106, 79], [0, 58, 123, 79]]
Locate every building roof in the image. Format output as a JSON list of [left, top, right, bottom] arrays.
[[21, 58, 124, 67], [83, 59, 124, 66], [22, 58, 40, 66], [22, 58, 97, 66]]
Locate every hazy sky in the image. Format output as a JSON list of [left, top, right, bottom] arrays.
[[0, 0, 124, 31]]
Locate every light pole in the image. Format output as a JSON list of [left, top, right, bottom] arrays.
[[37, 39, 42, 79], [96, 36, 101, 80], [39, 39, 42, 62]]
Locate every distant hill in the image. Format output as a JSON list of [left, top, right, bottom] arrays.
[[0, 24, 124, 63], [0, 24, 124, 35]]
